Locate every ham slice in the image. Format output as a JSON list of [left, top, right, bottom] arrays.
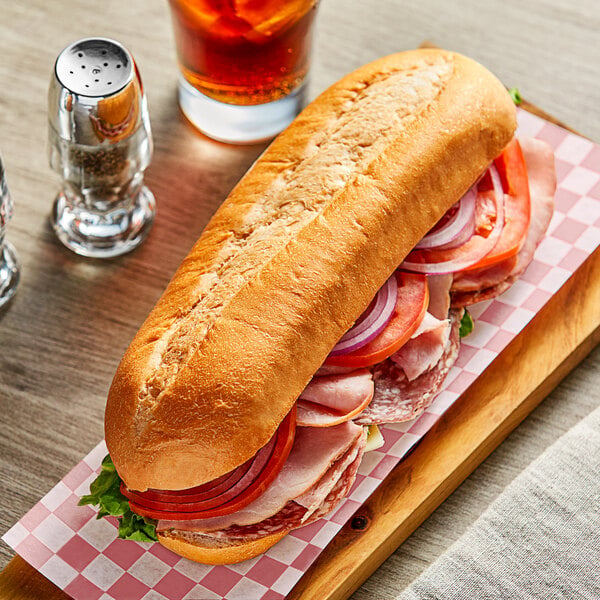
[[451, 254, 517, 294], [300, 437, 366, 526], [156, 421, 363, 532], [295, 427, 366, 517], [502, 137, 556, 273], [391, 313, 451, 381], [452, 137, 556, 306], [390, 273, 452, 381], [297, 369, 374, 426], [354, 309, 461, 424]]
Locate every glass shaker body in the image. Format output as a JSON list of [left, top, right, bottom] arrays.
[[0, 154, 20, 308], [48, 38, 155, 258]]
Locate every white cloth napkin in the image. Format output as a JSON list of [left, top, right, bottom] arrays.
[[397, 404, 600, 600]]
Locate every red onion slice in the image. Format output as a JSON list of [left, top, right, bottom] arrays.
[[401, 165, 505, 274], [329, 274, 398, 356], [415, 186, 477, 250]]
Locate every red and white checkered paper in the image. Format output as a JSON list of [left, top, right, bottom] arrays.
[[3, 110, 600, 600]]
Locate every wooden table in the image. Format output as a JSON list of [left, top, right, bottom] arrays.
[[0, 1, 598, 598]]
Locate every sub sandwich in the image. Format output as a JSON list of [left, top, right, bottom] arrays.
[[82, 48, 556, 564]]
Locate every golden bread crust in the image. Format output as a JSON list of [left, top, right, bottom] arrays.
[[156, 529, 288, 565], [105, 49, 516, 491]]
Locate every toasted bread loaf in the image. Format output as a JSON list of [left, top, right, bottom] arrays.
[[105, 49, 516, 491]]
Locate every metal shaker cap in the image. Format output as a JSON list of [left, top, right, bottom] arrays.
[[49, 38, 146, 146]]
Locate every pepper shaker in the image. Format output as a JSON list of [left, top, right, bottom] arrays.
[[48, 38, 155, 258], [0, 154, 20, 308]]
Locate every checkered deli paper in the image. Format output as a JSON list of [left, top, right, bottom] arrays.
[[3, 109, 600, 600]]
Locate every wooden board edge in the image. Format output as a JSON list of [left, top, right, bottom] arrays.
[[287, 246, 600, 600], [286, 44, 592, 600], [0, 50, 595, 600], [3, 257, 597, 600], [0, 556, 68, 600]]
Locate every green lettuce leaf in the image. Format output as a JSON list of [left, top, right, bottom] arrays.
[[78, 454, 157, 542], [118, 512, 159, 543], [459, 309, 474, 338]]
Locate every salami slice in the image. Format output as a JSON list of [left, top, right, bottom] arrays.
[[167, 502, 307, 545], [353, 309, 461, 425]]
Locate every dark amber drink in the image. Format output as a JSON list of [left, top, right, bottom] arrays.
[[169, 0, 319, 106]]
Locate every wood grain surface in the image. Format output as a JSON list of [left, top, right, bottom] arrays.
[[0, 1, 598, 599]]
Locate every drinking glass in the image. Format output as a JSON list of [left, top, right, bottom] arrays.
[[167, 0, 320, 143]]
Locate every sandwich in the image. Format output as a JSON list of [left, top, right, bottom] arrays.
[[81, 48, 555, 564]]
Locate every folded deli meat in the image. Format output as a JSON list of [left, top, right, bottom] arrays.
[[85, 50, 557, 564]]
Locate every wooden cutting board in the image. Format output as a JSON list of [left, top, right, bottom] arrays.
[[0, 104, 598, 600]]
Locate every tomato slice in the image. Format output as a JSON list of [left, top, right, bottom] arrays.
[[124, 459, 255, 504], [325, 272, 428, 368], [462, 138, 531, 271], [122, 450, 262, 510], [126, 406, 296, 521], [404, 139, 531, 273]]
